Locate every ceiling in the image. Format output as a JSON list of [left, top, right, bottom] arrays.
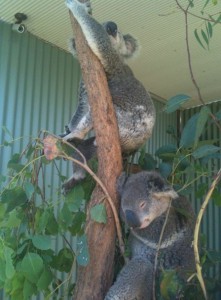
[[1, 0, 221, 108]]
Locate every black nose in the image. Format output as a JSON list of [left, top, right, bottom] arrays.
[[105, 21, 118, 37], [125, 210, 141, 228]]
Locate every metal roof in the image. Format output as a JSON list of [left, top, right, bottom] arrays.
[[1, 0, 221, 108]]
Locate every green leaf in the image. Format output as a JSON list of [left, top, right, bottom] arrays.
[[24, 182, 35, 199], [31, 235, 51, 251], [66, 185, 85, 212], [36, 267, 53, 290], [76, 235, 89, 266], [211, 188, 221, 206], [194, 106, 210, 148], [1, 210, 21, 228], [45, 211, 59, 235], [90, 204, 107, 224], [155, 144, 177, 162], [201, 29, 209, 48], [194, 29, 206, 49], [138, 152, 157, 170], [207, 22, 213, 38], [35, 208, 50, 234], [165, 94, 191, 113], [59, 203, 73, 227], [23, 279, 37, 299], [51, 248, 73, 273], [192, 145, 220, 159], [20, 253, 44, 283], [69, 211, 86, 235], [7, 153, 25, 172], [180, 113, 199, 148], [159, 163, 172, 178], [0, 259, 6, 282], [1, 187, 28, 213], [4, 247, 15, 279]]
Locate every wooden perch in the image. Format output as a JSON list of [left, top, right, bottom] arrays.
[[68, 7, 123, 300]]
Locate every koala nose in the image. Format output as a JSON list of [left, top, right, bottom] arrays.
[[105, 21, 118, 37], [125, 210, 141, 228]]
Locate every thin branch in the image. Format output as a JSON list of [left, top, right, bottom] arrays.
[[43, 133, 125, 258], [152, 199, 172, 300], [59, 152, 125, 259], [193, 168, 221, 300], [175, 0, 221, 130]]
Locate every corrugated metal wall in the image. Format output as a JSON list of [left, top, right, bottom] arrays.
[[0, 21, 81, 300]]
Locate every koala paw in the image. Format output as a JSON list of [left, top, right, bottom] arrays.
[[65, 0, 92, 15]]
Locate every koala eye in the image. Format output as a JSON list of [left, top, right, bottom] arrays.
[[139, 201, 146, 209]]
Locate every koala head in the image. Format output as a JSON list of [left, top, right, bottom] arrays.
[[117, 171, 178, 229], [102, 21, 139, 59]]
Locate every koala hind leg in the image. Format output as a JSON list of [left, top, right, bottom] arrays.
[[105, 258, 153, 300]]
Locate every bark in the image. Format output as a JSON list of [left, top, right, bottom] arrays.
[[68, 9, 123, 300]]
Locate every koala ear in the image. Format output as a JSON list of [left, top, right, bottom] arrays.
[[152, 187, 178, 201], [117, 172, 128, 197], [122, 34, 139, 59]]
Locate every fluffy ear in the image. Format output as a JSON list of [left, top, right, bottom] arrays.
[[152, 187, 178, 201], [116, 172, 128, 197], [122, 34, 139, 59]]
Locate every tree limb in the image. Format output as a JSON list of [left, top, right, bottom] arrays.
[[67, 5, 123, 300]]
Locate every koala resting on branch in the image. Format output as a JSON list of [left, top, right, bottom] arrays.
[[105, 171, 195, 300], [61, 0, 155, 193]]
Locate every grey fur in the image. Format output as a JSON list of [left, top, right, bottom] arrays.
[[62, 0, 155, 192], [105, 171, 195, 300]]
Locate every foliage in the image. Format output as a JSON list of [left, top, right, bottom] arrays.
[[0, 136, 96, 299]]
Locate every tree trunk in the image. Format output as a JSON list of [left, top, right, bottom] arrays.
[[68, 8, 123, 300]]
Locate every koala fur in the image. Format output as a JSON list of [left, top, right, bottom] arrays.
[[62, 0, 155, 193], [105, 171, 195, 300]]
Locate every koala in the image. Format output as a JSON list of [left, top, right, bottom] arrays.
[[62, 0, 155, 193], [105, 171, 195, 300]]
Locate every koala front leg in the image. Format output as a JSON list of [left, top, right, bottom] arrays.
[[105, 258, 153, 300]]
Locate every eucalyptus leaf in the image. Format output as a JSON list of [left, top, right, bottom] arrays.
[[180, 113, 199, 148], [194, 106, 210, 148], [165, 94, 191, 113], [90, 204, 107, 224], [192, 145, 220, 159], [159, 163, 172, 178], [138, 152, 157, 170], [201, 29, 209, 48], [194, 29, 206, 49]]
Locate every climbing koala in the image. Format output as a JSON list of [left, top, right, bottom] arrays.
[[105, 171, 195, 300], [62, 0, 155, 193]]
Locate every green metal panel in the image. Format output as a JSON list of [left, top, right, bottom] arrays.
[[0, 21, 80, 300], [0, 21, 80, 173]]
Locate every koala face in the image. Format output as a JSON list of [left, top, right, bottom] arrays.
[[103, 21, 139, 59], [117, 171, 178, 229]]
